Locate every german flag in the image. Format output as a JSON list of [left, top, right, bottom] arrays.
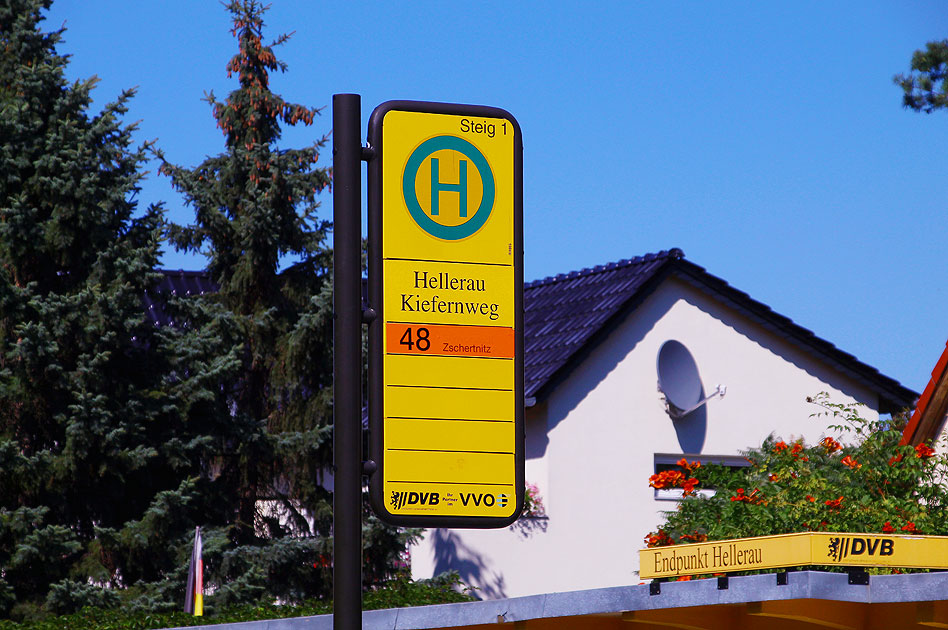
[[184, 526, 203, 616]]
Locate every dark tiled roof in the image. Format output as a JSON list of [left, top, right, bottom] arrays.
[[155, 250, 918, 414], [524, 250, 676, 399], [523, 249, 917, 413]]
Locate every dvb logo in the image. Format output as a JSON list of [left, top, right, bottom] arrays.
[[827, 536, 894, 562], [390, 491, 440, 510]]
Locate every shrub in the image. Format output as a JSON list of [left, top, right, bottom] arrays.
[[0, 573, 473, 630], [645, 394, 947, 563]]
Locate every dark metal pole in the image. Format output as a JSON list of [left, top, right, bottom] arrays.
[[333, 93, 362, 630]]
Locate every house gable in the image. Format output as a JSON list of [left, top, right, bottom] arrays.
[[524, 250, 916, 413], [412, 252, 916, 598]]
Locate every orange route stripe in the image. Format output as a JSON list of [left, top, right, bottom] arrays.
[[386, 323, 514, 358]]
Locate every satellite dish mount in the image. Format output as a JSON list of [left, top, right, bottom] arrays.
[[662, 384, 726, 418], [656, 340, 726, 419]]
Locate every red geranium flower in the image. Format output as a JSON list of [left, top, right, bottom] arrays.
[[677, 458, 702, 472], [681, 477, 700, 496], [731, 488, 764, 504], [645, 529, 675, 547], [901, 521, 920, 534], [825, 496, 843, 510], [649, 469, 685, 489], [916, 444, 936, 459], [882, 522, 895, 533], [679, 532, 708, 543], [790, 441, 809, 461]]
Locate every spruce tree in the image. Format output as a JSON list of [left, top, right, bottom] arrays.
[[158, 0, 333, 546], [0, 0, 245, 618], [0, 0, 414, 615], [157, 0, 415, 602]]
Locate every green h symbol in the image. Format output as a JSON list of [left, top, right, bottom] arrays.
[[429, 158, 468, 217]]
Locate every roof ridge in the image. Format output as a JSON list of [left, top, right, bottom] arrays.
[[524, 248, 683, 289]]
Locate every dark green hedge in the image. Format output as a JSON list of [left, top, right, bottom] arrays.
[[0, 576, 475, 630]]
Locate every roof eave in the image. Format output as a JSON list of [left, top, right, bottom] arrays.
[[901, 340, 948, 446], [668, 261, 918, 414]]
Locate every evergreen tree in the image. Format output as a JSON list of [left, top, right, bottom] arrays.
[[0, 0, 242, 619], [0, 1, 414, 617], [895, 40, 948, 113], [158, 0, 333, 546], [156, 0, 415, 602]]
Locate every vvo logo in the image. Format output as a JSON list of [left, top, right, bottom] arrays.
[[460, 493, 509, 508], [402, 136, 495, 241], [390, 490, 440, 510], [827, 536, 894, 562]]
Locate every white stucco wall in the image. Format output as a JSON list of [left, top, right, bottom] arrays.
[[410, 277, 881, 598], [934, 425, 948, 456]]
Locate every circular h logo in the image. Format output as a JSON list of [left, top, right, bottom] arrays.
[[402, 136, 495, 240]]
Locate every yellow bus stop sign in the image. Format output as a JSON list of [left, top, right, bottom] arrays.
[[367, 101, 523, 528]]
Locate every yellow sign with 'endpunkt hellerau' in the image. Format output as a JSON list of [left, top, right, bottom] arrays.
[[367, 101, 523, 529], [640, 531, 948, 579]]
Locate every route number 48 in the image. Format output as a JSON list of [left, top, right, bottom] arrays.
[[399, 327, 430, 352]]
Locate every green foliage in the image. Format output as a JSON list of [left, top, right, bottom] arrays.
[[0, 574, 474, 630], [362, 573, 476, 610], [521, 483, 547, 518], [151, 0, 412, 607], [44, 581, 120, 617], [0, 0, 236, 619], [0, 0, 417, 618], [154, 0, 335, 546], [895, 39, 948, 113], [645, 394, 945, 567]]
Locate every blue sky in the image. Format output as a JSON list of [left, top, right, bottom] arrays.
[[44, 1, 948, 396]]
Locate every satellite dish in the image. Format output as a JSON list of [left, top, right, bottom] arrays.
[[656, 340, 725, 418]]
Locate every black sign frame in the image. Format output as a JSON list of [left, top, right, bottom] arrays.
[[366, 100, 524, 528]]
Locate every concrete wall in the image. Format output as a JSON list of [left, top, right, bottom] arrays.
[[410, 277, 881, 598]]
